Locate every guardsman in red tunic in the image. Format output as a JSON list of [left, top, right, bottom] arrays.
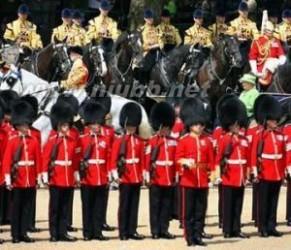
[[249, 21, 286, 88], [20, 95, 41, 233], [3, 101, 41, 243], [0, 90, 18, 227], [42, 102, 79, 242], [145, 102, 177, 240], [281, 102, 291, 226], [251, 95, 285, 237], [176, 98, 214, 247], [215, 96, 250, 238], [0, 103, 7, 244], [79, 100, 111, 241], [93, 94, 115, 232], [110, 102, 145, 240], [56, 94, 80, 233]]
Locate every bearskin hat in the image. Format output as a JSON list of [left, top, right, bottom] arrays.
[[254, 95, 282, 125], [82, 100, 106, 125], [57, 93, 79, 116], [180, 98, 209, 130], [50, 102, 74, 130], [11, 100, 34, 126], [20, 95, 38, 121], [150, 102, 175, 131], [119, 102, 142, 128], [93, 95, 112, 114], [217, 96, 248, 131], [0, 90, 19, 114]]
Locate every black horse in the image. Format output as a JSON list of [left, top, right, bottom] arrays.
[[83, 32, 142, 97], [196, 34, 243, 120]]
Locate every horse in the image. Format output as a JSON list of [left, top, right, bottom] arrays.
[[196, 34, 243, 120], [83, 32, 142, 97], [149, 44, 203, 94], [0, 68, 152, 146], [266, 63, 291, 94]]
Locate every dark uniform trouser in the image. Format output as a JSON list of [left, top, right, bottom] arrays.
[[28, 188, 37, 229], [286, 180, 291, 222], [252, 182, 259, 224], [81, 185, 107, 238], [181, 187, 208, 243], [218, 183, 223, 226], [101, 186, 109, 226], [49, 186, 73, 238], [67, 190, 74, 228], [0, 185, 4, 224], [11, 187, 34, 238], [258, 180, 281, 232], [149, 185, 173, 235], [222, 185, 244, 234], [118, 183, 141, 237], [2, 189, 11, 224]]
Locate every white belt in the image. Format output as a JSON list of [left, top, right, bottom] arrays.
[[261, 153, 283, 160], [125, 158, 140, 164], [155, 160, 174, 166], [88, 159, 106, 164], [54, 160, 72, 166], [226, 159, 247, 165], [18, 161, 35, 166]]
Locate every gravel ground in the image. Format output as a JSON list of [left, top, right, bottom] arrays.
[[1, 186, 291, 250]]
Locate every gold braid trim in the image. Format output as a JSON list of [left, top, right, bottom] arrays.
[[256, 39, 271, 66]]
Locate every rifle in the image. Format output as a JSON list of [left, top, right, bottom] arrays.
[[48, 138, 60, 181], [150, 137, 161, 179], [220, 138, 233, 177], [256, 122, 266, 176], [117, 135, 127, 177], [80, 138, 94, 180], [11, 143, 23, 184]]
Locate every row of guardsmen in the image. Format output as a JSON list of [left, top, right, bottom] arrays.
[[0, 82, 291, 247], [5, 1, 291, 54]]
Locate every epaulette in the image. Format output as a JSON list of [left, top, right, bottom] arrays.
[[8, 134, 18, 140], [48, 134, 58, 141]]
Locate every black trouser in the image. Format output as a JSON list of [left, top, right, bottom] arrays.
[[222, 185, 244, 234], [101, 186, 109, 226], [218, 183, 223, 227], [170, 185, 180, 221], [118, 183, 141, 237], [2, 189, 11, 224], [258, 180, 281, 233], [49, 186, 73, 238], [252, 182, 259, 224], [67, 189, 74, 228], [149, 185, 173, 235], [81, 185, 107, 238], [0, 185, 4, 225], [286, 180, 291, 222], [28, 188, 37, 229], [11, 187, 34, 239], [181, 187, 208, 243]]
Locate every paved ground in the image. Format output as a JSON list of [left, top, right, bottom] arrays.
[[1, 186, 291, 250]]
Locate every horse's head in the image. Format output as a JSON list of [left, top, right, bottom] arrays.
[[218, 34, 243, 68], [1, 44, 21, 65], [88, 39, 107, 77], [52, 38, 71, 78], [125, 31, 143, 64]]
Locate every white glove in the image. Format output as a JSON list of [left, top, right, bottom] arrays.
[[111, 170, 119, 181], [5, 174, 11, 187], [287, 167, 291, 176], [249, 60, 258, 76], [42, 172, 48, 184], [214, 177, 222, 185], [252, 167, 258, 179], [74, 171, 80, 183], [143, 171, 150, 184]]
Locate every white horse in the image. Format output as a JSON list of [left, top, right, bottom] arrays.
[[0, 67, 152, 146]]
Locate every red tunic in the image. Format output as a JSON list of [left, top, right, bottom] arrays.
[[249, 35, 285, 72], [42, 130, 80, 187], [0, 124, 8, 185], [80, 127, 111, 186], [282, 124, 291, 169], [215, 133, 249, 187], [2, 132, 41, 188], [251, 128, 286, 181], [175, 133, 214, 188], [145, 135, 177, 186], [171, 118, 184, 139], [111, 134, 145, 184]]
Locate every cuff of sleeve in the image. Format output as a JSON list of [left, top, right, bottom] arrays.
[[5, 174, 11, 186]]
